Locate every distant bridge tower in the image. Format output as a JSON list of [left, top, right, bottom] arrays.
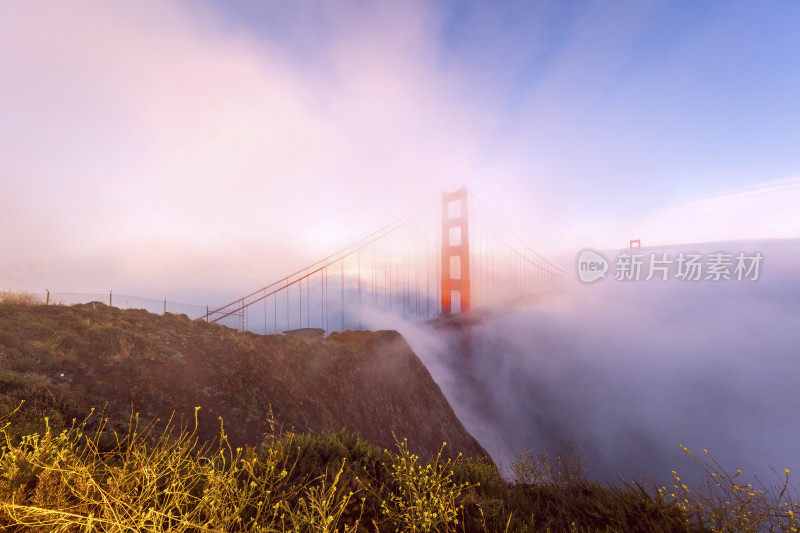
[[441, 187, 471, 316]]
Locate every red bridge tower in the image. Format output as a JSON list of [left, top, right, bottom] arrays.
[[441, 187, 471, 316]]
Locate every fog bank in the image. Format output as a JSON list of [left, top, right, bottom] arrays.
[[397, 238, 800, 485]]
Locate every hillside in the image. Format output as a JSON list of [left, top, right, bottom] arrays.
[[0, 300, 485, 459], [2, 299, 792, 531]]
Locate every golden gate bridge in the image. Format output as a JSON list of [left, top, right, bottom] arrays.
[[202, 188, 565, 333]]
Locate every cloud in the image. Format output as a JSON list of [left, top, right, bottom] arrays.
[[0, 0, 487, 299], [595, 177, 800, 251], [549, 176, 800, 255], [407, 238, 800, 485], [634, 177, 800, 245], [1, 1, 797, 302]]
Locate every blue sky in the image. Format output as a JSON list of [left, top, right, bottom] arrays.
[[206, 0, 800, 200], [0, 0, 798, 298], [195, 0, 800, 247]]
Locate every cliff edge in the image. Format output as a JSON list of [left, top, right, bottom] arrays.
[[0, 301, 486, 459]]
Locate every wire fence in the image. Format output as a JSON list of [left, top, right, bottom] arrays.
[[18, 291, 230, 326], [7, 289, 343, 334]]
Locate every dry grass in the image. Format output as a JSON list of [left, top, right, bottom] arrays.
[[0, 411, 706, 532], [0, 410, 299, 531], [0, 412, 473, 532], [509, 444, 589, 488], [0, 292, 42, 306]]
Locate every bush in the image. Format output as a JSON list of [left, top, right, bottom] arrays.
[[663, 445, 799, 532], [378, 439, 472, 531]]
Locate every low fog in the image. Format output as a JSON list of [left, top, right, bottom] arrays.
[[385, 238, 800, 486]]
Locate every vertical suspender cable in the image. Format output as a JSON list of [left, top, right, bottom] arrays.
[[402, 232, 406, 319], [426, 219, 430, 320], [306, 272, 309, 328], [415, 220, 419, 318], [387, 238, 390, 310], [299, 277, 302, 329], [341, 261, 345, 331]]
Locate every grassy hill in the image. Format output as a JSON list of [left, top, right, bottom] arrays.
[[0, 299, 484, 460]]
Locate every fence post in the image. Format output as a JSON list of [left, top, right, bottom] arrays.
[[163, 298, 166, 315], [206, 304, 209, 322], [45, 289, 50, 305], [109, 290, 112, 307]]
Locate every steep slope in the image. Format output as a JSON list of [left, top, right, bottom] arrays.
[[0, 301, 485, 459]]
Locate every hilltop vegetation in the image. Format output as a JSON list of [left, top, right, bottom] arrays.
[[0, 298, 483, 459]]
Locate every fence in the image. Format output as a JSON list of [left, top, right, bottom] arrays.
[[15, 291, 242, 328], [6, 289, 359, 334]]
